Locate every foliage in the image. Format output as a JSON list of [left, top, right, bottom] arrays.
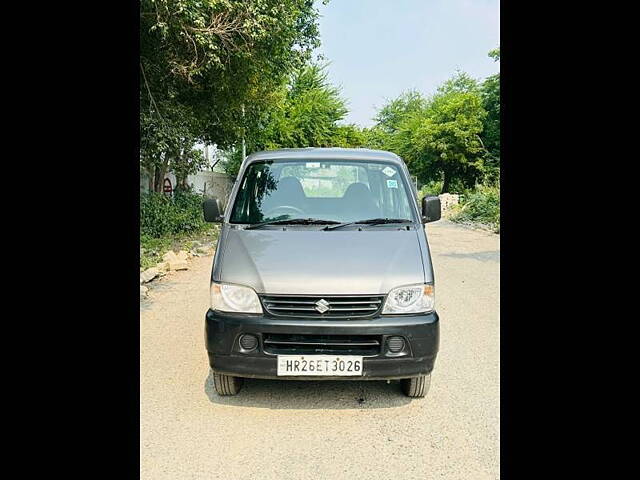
[[380, 72, 487, 193], [331, 124, 368, 148], [418, 181, 444, 199], [364, 48, 500, 196], [140, 0, 326, 187], [480, 49, 500, 176], [360, 125, 387, 150], [374, 90, 428, 135], [437, 71, 481, 95], [221, 147, 244, 178], [140, 191, 208, 238], [258, 63, 348, 149], [450, 184, 500, 233], [141, 0, 321, 87], [221, 62, 365, 177], [140, 104, 209, 191]]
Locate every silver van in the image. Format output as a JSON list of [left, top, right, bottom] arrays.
[[203, 148, 441, 397]]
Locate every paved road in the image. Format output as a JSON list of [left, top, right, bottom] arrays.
[[140, 220, 500, 479]]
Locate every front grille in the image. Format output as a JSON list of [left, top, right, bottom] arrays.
[[262, 333, 382, 355], [261, 295, 384, 318]]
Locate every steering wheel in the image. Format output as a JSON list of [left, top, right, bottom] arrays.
[[264, 205, 305, 217]]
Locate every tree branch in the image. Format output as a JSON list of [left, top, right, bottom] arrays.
[[140, 62, 164, 122]]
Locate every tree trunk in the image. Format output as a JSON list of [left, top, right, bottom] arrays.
[[153, 166, 162, 193], [441, 171, 451, 194], [153, 156, 170, 193], [153, 165, 168, 192]]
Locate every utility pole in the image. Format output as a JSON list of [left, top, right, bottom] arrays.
[[241, 104, 246, 160]]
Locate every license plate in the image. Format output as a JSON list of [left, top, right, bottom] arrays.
[[277, 355, 363, 376]]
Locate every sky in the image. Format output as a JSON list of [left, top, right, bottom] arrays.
[[316, 0, 500, 127]]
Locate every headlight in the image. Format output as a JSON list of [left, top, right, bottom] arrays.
[[382, 284, 434, 314], [210, 282, 263, 314]]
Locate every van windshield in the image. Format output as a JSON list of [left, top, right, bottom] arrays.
[[229, 159, 418, 225]]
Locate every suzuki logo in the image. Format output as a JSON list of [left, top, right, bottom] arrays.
[[315, 299, 330, 313]]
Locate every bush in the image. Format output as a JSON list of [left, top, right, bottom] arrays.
[[140, 191, 207, 238], [450, 184, 500, 232], [418, 180, 443, 199]]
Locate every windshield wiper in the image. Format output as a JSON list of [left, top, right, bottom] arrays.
[[245, 218, 341, 230], [324, 218, 414, 231]]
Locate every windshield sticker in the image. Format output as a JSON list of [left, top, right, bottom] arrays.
[[387, 179, 398, 188], [306, 162, 320, 168], [382, 166, 396, 177]]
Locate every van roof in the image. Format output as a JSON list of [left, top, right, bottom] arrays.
[[244, 147, 405, 166]]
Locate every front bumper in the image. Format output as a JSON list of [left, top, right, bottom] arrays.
[[205, 309, 439, 380]]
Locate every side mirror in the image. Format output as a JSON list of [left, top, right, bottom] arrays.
[[421, 195, 441, 223], [203, 198, 223, 222]]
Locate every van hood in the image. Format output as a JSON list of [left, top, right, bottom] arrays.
[[218, 228, 428, 295]]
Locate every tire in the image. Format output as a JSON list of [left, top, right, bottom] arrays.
[[401, 374, 431, 398], [212, 372, 243, 396]]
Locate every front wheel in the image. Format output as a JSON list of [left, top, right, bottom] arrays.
[[212, 372, 243, 396], [401, 374, 431, 398]]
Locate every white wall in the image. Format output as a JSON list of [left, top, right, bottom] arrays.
[[188, 171, 234, 206], [140, 170, 233, 206]]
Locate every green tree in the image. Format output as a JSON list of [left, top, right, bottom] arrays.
[[480, 48, 500, 180], [374, 90, 428, 135], [332, 124, 367, 148], [140, 104, 207, 192], [436, 70, 480, 95], [140, 0, 325, 188], [258, 63, 349, 148], [222, 62, 359, 176], [353, 90, 430, 158], [219, 147, 244, 179], [374, 72, 487, 193]]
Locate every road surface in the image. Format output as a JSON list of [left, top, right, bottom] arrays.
[[140, 220, 500, 479]]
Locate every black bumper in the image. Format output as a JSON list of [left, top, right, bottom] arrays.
[[205, 309, 439, 380]]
